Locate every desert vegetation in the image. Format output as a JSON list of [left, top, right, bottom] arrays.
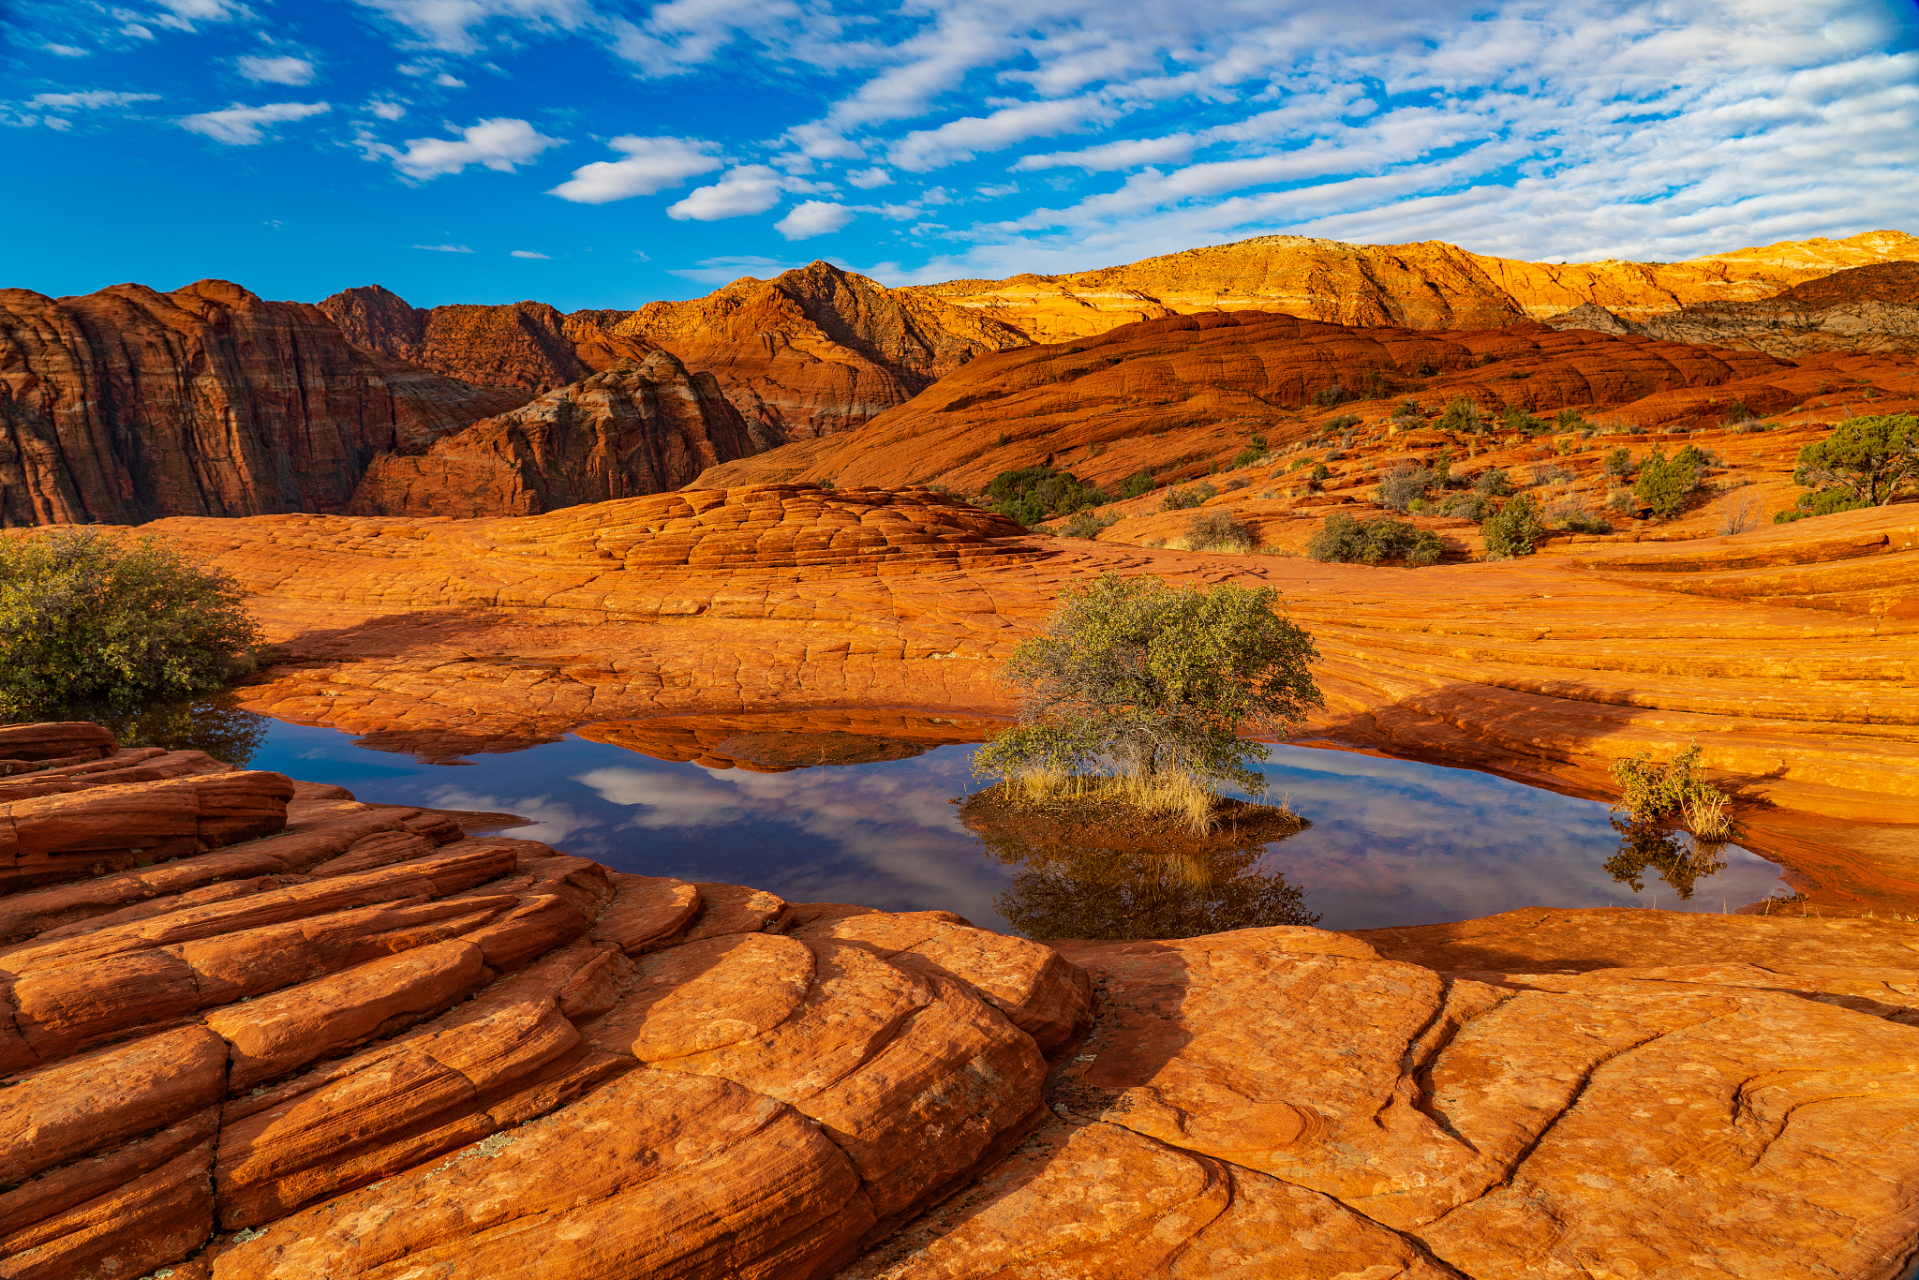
[[1609, 741, 1733, 840], [1306, 513, 1442, 566], [973, 574, 1322, 830], [1776, 413, 1918, 522], [0, 529, 262, 720], [981, 464, 1106, 527]]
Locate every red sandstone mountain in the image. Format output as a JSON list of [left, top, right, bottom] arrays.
[[0, 280, 524, 526], [347, 352, 768, 518], [317, 285, 659, 394], [607, 261, 1033, 441], [1550, 260, 1919, 356]]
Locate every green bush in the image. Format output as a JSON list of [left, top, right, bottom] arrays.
[[1773, 488, 1871, 524], [1446, 493, 1494, 522], [1183, 510, 1258, 553], [1473, 467, 1513, 496], [1609, 741, 1732, 838], [1323, 414, 1362, 433], [1500, 404, 1543, 434], [1375, 465, 1436, 512], [1435, 397, 1482, 434], [1160, 482, 1217, 511], [1633, 449, 1699, 519], [984, 465, 1106, 527], [1481, 493, 1546, 557], [1115, 472, 1156, 500], [1790, 414, 1918, 507], [1057, 509, 1119, 540], [1554, 408, 1589, 431], [1310, 384, 1349, 408], [1305, 513, 1443, 566], [1601, 447, 1634, 478], [973, 574, 1323, 796], [0, 530, 262, 719]]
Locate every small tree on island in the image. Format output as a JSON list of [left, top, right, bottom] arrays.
[[973, 575, 1323, 814]]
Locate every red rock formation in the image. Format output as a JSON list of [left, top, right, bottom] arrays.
[[694, 311, 1806, 494], [612, 261, 1032, 441], [344, 352, 771, 518], [0, 281, 524, 526], [317, 286, 660, 394], [5, 721, 1917, 1279]]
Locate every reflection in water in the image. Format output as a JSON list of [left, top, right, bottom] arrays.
[[73, 695, 270, 768], [1603, 820, 1731, 900], [962, 790, 1319, 939]]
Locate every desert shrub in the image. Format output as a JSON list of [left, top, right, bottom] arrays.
[[1790, 414, 1919, 507], [1311, 383, 1349, 408], [1718, 487, 1764, 535], [1601, 447, 1634, 478], [1305, 513, 1443, 566], [1633, 449, 1700, 519], [1182, 510, 1257, 553], [984, 465, 1106, 526], [1773, 488, 1871, 524], [1160, 482, 1217, 511], [1473, 467, 1513, 496], [1501, 404, 1544, 434], [1557, 510, 1612, 535], [0, 530, 262, 719], [1324, 413, 1362, 433], [1375, 464, 1435, 512], [1609, 742, 1732, 838], [1309, 462, 1331, 482], [1057, 509, 1119, 540], [1554, 408, 1589, 431], [1725, 401, 1756, 424], [1446, 493, 1494, 522], [1393, 400, 1423, 423], [1229, 433, 1270, 469], [1531, 463, 1577, 487], [973, 574, 1323, 799], [1481, 493, 1547, 557], [1116, 472, 1156, 500], [1435, 397, 1482, 434]]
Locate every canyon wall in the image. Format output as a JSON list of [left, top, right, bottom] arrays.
[[0, 280, 524, 527], [316, 285, 659, 393], [347, 352, 769, 518]]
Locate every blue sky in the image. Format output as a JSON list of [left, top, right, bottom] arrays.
[[5, 0, 1917, 311]]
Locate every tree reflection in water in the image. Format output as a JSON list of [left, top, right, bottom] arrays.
[[1603, 819, 1730, 901], [82, 694, 271, 768], [961, 789, 1318, 940]]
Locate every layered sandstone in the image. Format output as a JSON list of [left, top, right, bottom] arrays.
[[1550, 260, 1919, 356], [692, 310, 1808, 495], [903, 229, 1919, 339], [5, 720, 1918, 1279], [317, 285, 660, 394], [610, 261, 1033, 441], [345, 353, 770, 518], [0, 281, 524, 526]]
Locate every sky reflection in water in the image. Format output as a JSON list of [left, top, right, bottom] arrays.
[[243, 719, 1791, 934]]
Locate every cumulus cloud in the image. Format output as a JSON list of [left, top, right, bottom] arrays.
[[374, 117, 563, 178], [667, 163, 822, 221], [776, 200, 855, 239], [845, 166, 892, 188], [180, 100, 330, 145], [510, 248, 550, 257], [547, 135, 723, 203], [887, 95, 1119, 172], [234, 55, 312, 86], [367, 99, 407, 120]]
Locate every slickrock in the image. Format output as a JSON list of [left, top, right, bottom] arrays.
[[344, 352, 770, 518], [0, 280, 525, 526], [316, 285, 660, 394], [901, 228, 1919, 339], [1550, 260, 1919, 356], [612, 261, 1033, 441], [694, 310, 1812, 495], [2, 723, 1916, 1278]]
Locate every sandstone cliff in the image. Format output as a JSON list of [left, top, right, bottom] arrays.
[[902, 229, 1919, 339], [317, 285, 659, 394], [346, 352, 770, 518], [4, 720, 1918, 1280], [610, 261, 1033, 441], [1549, 260, 1919, 356], [0, 281, 524, 526]]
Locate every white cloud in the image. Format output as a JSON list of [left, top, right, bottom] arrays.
[[667, 254, 807, 284], [667, 163, 821, 221], [414, 243, 474, 251], [155, 0, 247, 31], [367, 99, 407, 120], [510, 248, 550, 257], [375, 117, 563, 178], [180, 100, 330, 145], [846, 166, 892, 188], [354, 0, 594, 55], [44, 44, 92, 57], [237, 55, 315, 85], [776, 200, 855, 239], [887, 95, 1119, 172], [547, 135, 723, 204], [29, 91, 160, 110], [434, 72, 466, 87]]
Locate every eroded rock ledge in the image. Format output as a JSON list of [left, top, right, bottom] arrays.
[[3, 721, 1917, 1280]]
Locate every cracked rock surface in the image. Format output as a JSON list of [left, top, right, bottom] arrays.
[[3, 720, 1917, 1279]]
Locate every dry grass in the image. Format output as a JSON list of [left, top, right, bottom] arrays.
[[1683, 788, 1733, 840], [1002, 767, 1264, 835]]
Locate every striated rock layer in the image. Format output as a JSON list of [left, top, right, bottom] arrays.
[[345, 353, 770, 518], [317, 285, 659, 395], [3, 721, 1917, 1280], [0, 281, 525, 527]]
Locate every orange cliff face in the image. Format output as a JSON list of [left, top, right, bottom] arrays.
[[692, 310, 1811, 495], [899, 229, 1919, 340], [0, 280, 525, 527], [346, 352, 770, 518], [608, 261, 1032, 442], [317, 285, 659, 394]]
